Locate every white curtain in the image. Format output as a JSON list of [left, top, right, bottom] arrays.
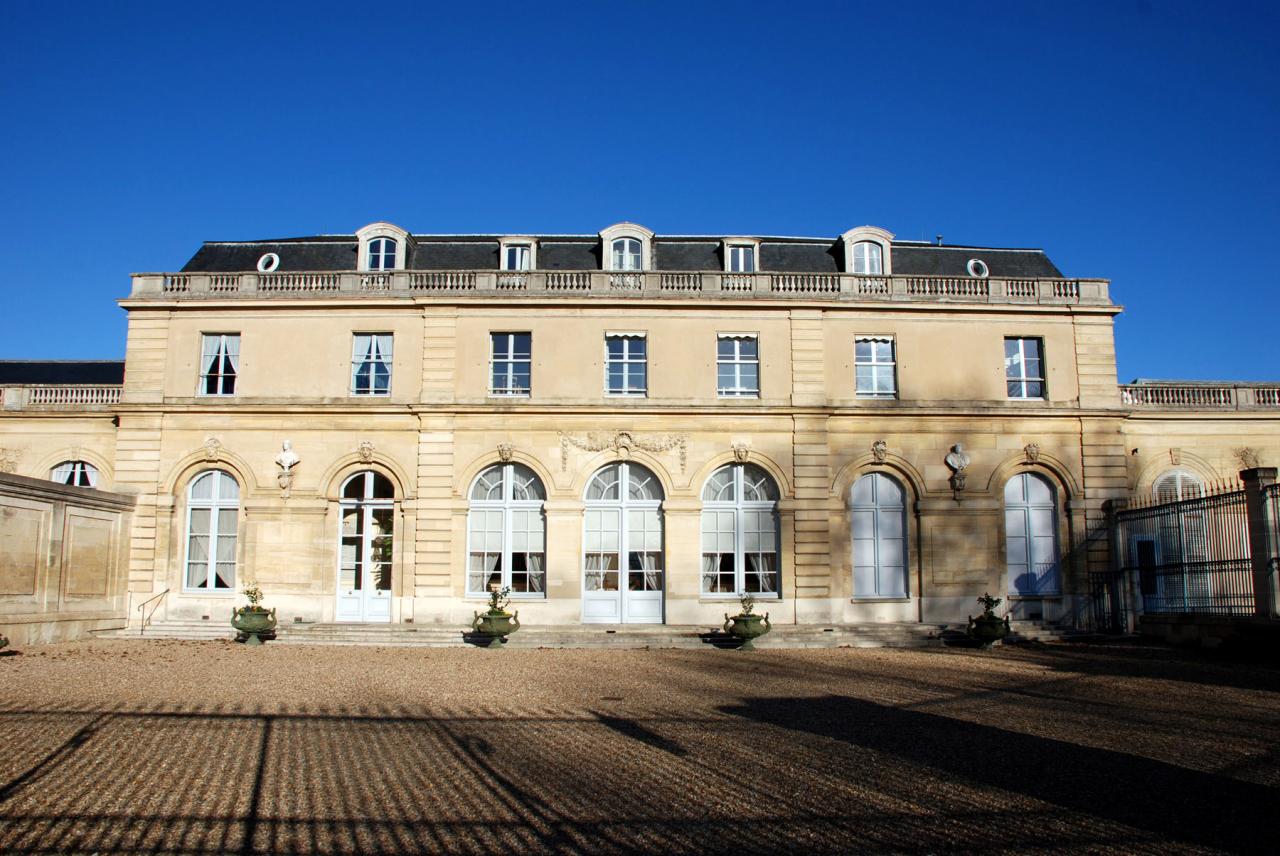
[[526, 554, 544, 592], [640, 552, 660, 591], [747, 554, 776, 593], [701, 555, 719, 593]]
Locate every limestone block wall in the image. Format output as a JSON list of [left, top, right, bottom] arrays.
[[0, 473, 134, 644]]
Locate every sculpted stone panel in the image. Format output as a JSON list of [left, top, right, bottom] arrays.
[[0, 503, 46, 596], [64, 513, 113, 598]]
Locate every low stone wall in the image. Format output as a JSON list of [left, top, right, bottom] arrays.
[[1139, 613, 1280, 653], [0, 473, 134, 645]]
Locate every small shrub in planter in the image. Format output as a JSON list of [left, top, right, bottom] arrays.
[[723, 592, 772, 651], [231, 582, 277, 646], [967, 592, 1010, 648], [471, 585, 520, 645]]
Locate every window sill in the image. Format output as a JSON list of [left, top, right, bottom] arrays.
[[850, 597, 911, 603], [604, 392, 647, 398], [350, 393, 393, 398], [488, 393, 531, 399], [465, 594, 547, 601], [195, 393, 237, 399], [699, 595, 782, 603], [180, 589, 236, 597]]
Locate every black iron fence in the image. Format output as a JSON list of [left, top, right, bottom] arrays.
[[1115, 489, 1255, 616], [1266, 483, 1280, 583]]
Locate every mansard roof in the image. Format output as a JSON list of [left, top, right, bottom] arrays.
[[0, 361, 125, 384], [180, 231, 1064, 278]]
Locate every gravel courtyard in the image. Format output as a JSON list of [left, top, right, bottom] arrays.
[[1, 640, 1276, 855]]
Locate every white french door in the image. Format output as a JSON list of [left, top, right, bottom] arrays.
[[1004, 473, 1060, 596], [582, 463, 665, 624], [336, 472, 394, 622]]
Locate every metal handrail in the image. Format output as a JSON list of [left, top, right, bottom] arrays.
[[136, 588, 170, 635]]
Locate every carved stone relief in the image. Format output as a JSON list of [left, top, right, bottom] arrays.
[[0, 447, 22, 474], [274, 440, 300, 498], [203, 436, 222, 462], [559, 431, 687, 473], [358, 440, 376, 463], [870, 439, 888, 464], [497, 442, 514, 462], [1233, 446, 1261, 470], [731, 441, 751, 463], [1023, 442, 1041, 463]]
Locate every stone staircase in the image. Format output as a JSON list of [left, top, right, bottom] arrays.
[[1003, 619, 1095, 644], [94, 620, 945, 649]]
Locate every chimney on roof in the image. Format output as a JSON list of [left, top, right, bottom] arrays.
[[935, 234, 943, 246]]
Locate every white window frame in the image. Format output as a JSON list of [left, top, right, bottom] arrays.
[[351, 333, 394, 396], [199, 333, 240, 397], [1004, 473, 1062, 596], [604, 332, 647, 397], [183, 470, 239, 593], [367, 238, 397, 271], [582, 462, 665, 599], [499, 237, 538, 271], [700, 463, 781, 599], [852, 241, 883, 275], [51, 460, 99, 488], [851, 473, 908, 599], [1152, 469, 1205, 503], [716, 333, 760, 398], [854, 335, 897, 399], [466, 462, 547, 599], [723, 238, 760, 273], [1004, 336, 1046, 400], [490, 332, 532, 397]]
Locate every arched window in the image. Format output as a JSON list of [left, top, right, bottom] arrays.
[[583, 462, 664, 622], [1152, 469, 1204, 503], [51, 460, 99, 488], [1004, 473, 1060, 596], [337, 471, 395, 622], [701, 463, 780, 597], [467, 463, 546, 597], [611, 238, 642, 271], [185, 470, 239, 591], [851, 473, 907, 598], [367, 237, 397, 271], [852, 241, 883, 275]]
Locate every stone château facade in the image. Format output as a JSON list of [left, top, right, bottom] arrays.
[[2, 221, 1278, 636]]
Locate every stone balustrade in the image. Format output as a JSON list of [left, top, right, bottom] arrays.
[[1, 385, 122, 410], [1120, 383, 1280, 410], [130, 271, 1111, 305]]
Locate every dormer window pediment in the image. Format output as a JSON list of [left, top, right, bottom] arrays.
[[355, 222, 412, 272], [599, 222, 654, 271], [840, 226, 894, 275]]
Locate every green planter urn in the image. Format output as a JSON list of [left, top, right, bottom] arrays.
[[0, 632, 8, 652], [967, 593, 1010, 648], [724, 611, 771, 650], [232, 606, 277, 646], [472, 608, 520, 640]]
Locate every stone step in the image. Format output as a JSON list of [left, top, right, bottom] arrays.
[[95, 620, 945, 649]]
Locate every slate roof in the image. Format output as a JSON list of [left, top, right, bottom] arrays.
[[0, 361, 125, 384], [180, 232, 1065, 278]]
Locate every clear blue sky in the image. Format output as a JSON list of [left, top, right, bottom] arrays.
[[2, 1, 1276, 381]]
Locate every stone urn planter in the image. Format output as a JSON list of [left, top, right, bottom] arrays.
[[471, 586, 520, 647], [723, 593, 771, 650], [0, 631, 9, 652], [967, 593, 1011, 648], [231, 582, 276, 646]]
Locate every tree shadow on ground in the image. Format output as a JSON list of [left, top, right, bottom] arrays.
[[721, 694, 1275, 855]]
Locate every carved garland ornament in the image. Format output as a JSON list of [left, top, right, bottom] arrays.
[[0, 447, 22, 474], [1233, 447, 1261, 470], [559, 431, 687, 473]]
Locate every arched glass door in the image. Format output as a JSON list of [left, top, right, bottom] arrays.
[[1004, 473, 1060, 596], [583, 462, 664, 624], [337, 471, 395, 622]]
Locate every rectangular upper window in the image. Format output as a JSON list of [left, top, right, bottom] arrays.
[[855, 336, 897, 399], [605, 334, 647, 396], [717, 334, 759, 397], [502, 245, 531, 271], [199, 333, 239, 396], [351, 333, 393, 396], [1005, 337, 1045, 399], [491, 332, 532, 396], [727, 245, 756, 273]]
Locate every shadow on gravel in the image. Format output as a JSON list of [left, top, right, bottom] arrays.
[[721, 694, 1276, 855], [1011, 641, 1280, 693]]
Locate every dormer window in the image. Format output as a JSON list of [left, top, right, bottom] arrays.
[[355, 222, 411, 272], [368, 238, 397, 271], [724, 239, 759, 273], [599, 223, 654, 272], [498, 238, 538, 271], [853, 241, 883, 275], [841, 226, 894, 275], [612, 238, 642, 271]]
